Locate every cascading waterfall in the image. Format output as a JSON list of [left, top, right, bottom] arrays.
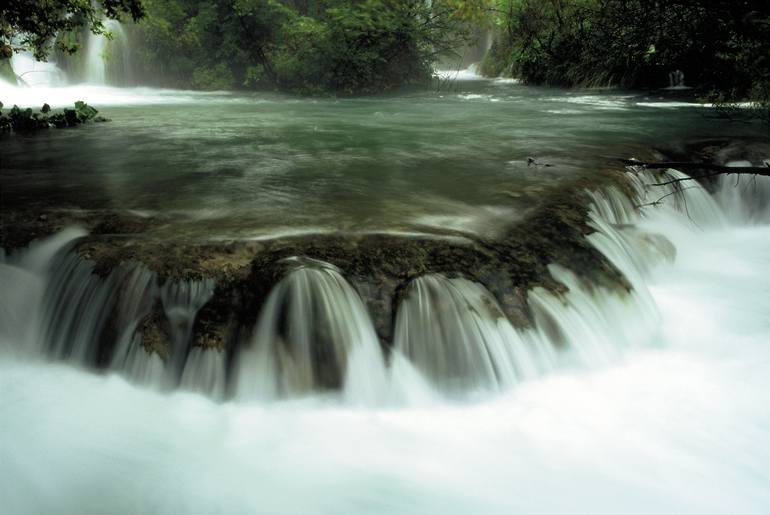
[[715, 161, 770, 224], [7, 19, 133, 86], [667, 69, 686, 89], [0, 229, 84, 352], [83, 19, 131, 85], [180, 347, 227, 399], [0, 230, 219, 394], [0, 165, 764, 404], [84, 22, 108, 84], [108, 264, 164, 387], [235, 258, 388, 402], [393, 275, 545, 392], [39, 251, 120, 364], [161, 278, 215, 378]]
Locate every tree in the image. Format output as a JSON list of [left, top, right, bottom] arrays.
[[0, 0, 145, 61], [132, 0, 489, 93], [482, 0, 770, 120]]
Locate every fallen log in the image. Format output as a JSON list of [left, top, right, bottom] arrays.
[[619, 158, 770, 176]]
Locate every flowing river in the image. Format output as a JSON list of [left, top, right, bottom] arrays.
[[1, 75, 769, 514]]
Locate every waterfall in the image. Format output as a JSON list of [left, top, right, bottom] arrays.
[[235, 258, 388, 402], [108, 265, 164, 387], [161, 279, 215, 379], [83, 20, 130, 85], [39, 252, 120, 364], [7, 20, 132, 87], [393, 275, 544, 393], [180, 348, 227, 399], [0, 233, 216, 393], [667, 69, 687, 89], [9, 51, 67, 87], [1, 165, 762, 403], [715, 161, 770, 224]]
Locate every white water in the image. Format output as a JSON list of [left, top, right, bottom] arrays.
[[84, 19, 129, 85], [9, 51, 67, 87], [394, 275, 545, 392], [235, 259, 389, 403], [1, 169, 769, 513]]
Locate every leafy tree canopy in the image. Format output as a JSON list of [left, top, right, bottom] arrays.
[[482, 0, 769, 117], [1, 0, 145, 60]]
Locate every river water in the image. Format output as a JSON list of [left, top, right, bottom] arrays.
[[1, 77, 769, 514], [0, 79, 761, 240]]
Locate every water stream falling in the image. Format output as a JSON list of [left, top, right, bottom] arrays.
[[5, 20, 131, 86], [1, 164, 769, 513], [2, 168, 765, 398], [83, 20, 130, 85], [235, 258, 389, 402], [394, 275, 543, 392]]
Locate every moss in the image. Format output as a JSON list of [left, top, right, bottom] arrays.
[[0, 57, 17, 84], [2, 162, 648, 357], [139, 308, 170, 360]]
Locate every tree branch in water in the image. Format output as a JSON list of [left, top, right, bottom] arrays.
[[619, 159, 770, 176]]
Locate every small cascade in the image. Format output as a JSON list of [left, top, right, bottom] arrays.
[[84, 29, 107, 84], [588, 186, 676, 281], [623, 167, 727, 227], [180, 348, 227, 400], [39, 252, 119, 364], [108, 264, 163, 387], [527, 265, 659, 368], [161, 279, 215, 379], [235, 258, 388, 401], [667, 69, 687, 89], [0, 264, 42, 350], [0, 229, 83, 354], [393, 275, 545, 392], [715, 161, 770, 224], [0, 231, 218, 394]]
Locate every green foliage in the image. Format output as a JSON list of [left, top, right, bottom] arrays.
[[0, 101, 107, 135], [192, 63, 236, 90], [132, 0, 478, 94], [0, 55, 15, 83], [483, 0, 770, 116], [1, 0, 145, 60]]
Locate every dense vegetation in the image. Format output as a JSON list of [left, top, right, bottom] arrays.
[[128, 0, 483, 93], [1, 0, 768, 106], [481, 0, 770, 116], [0, 0, 144, 59], [0, 101, 106, 134]]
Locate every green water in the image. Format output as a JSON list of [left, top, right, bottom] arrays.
[[1, 79, 763, 240]]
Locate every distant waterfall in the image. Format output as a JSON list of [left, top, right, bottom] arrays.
[[668, 69, 686, 89], [83, 20, 132, 85]]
